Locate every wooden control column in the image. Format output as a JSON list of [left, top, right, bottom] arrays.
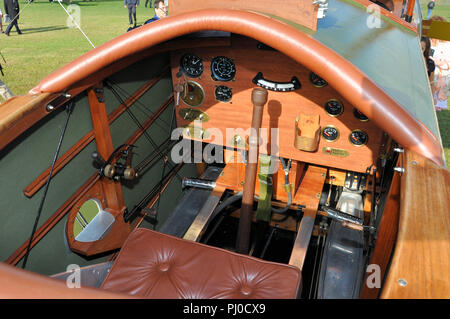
[[236, 87, 268, 254]]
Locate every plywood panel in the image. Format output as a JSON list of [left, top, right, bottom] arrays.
[[171, 37, 384, 173], [169, 0, 318, 31], [380, 151, 450, 298]]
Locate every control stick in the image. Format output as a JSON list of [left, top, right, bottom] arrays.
[[236, 87, 268, 254]]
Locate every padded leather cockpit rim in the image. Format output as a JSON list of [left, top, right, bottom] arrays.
[[28, 9, 444, 167]]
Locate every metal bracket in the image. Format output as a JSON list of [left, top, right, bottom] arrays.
[[344, 171, 366, 191]]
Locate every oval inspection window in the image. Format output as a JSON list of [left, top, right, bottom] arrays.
[[73, 198, 115, 242]]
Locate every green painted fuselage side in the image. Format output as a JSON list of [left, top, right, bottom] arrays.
[[313, 0, 440, 141], [0, 53, 197, 276]]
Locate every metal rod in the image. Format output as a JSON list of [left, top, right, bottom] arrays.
[[236, 87, 268, 254], [181, 178, 216, 190], [260, 226, 277, 259]]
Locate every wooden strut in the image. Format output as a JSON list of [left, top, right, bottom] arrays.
[[23, 67, 170, 198], [288, 165, 327, 270], [405, 0, 415, 23], [236, 87, 268, 254], [7, 94, 174, 264]]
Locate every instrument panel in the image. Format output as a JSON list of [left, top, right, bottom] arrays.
[[170, 37, 384, 173]]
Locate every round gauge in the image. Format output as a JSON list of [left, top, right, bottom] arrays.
[[211, 56, 236, 81], [310, 72, 328, 88], [324, 99, 344, 117], [322, 126, 340, 142], [215, 85, 232, 102], [353, 108, 369, 122], [349, 130, 369, 146], [180, 81, 205, 107], [180, 54, 204, 78]]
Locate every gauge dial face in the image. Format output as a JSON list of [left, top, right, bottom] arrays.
[[349, 130, 369, 146], [353, 108, 369, 121], [310, 72, 328, 88], [324, 99, 344, 117], [322, 126, 340, 142], [180, 81, 205, 107], [211, 56, 236, 81], [214, 85, 232, 102], [180, 54, 204, 78]]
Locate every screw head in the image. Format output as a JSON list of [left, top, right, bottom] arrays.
[[398, 279, 408, 287]]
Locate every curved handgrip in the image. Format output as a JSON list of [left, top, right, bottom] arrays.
[[252, 72, 301, 92]]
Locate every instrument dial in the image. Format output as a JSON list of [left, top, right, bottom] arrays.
[[310, 72, 328, 87], [322, 126, 340, 142], [211, 56, 236, 81], [180, 54, 204, 78], [180, 81, 205, 107], [349, 130, 369, 146], [215, 85, 232, 102], [353, 108, 369, 121], [324, 99, 344, 117]]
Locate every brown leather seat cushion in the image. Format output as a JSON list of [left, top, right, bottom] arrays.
[[101, 228, 301, 298]]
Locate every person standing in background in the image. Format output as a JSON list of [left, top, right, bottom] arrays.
[[429, 16, 449, 111], [124, 0, 139, 27], [144, 0, 167, 24], [0, 7, 4, 33], [426, 0, 435, 19], [421, 37, 435, 82], [0, 52, 14, 102], [145, 0, 152, 8], [4, 0, 22, 36]]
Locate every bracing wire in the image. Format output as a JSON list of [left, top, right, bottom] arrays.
[[56, 0, 96, 49], [22, 102, 74, 269]]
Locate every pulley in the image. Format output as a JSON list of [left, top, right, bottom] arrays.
[[92, 144, 138, 181]]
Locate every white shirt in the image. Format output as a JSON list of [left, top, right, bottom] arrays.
[[432, 41, 450, 77]]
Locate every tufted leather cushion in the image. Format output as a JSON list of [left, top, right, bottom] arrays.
[[101, 228, 302, 298]]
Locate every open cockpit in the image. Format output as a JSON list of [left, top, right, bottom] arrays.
[[0, 0, 448, 299]]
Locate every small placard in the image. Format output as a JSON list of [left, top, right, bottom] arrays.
[[322, 147, 350, 157]]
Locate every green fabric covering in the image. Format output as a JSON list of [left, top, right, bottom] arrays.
[[310, 0, 441, 140], [256, 155, 273, 222]]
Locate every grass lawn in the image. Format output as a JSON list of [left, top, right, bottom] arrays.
[[1, 0, 155, 94], [1, 0, 449, 167], [421, 0, 450, 19]]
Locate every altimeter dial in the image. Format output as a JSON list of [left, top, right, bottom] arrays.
[[211, 56, 236, 81]]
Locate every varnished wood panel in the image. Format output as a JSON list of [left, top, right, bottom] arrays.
[[169, 0, 318, 31], [171, 37, 384, 172], [66, 180, 131, 256], [0, 93, 57, 151], [360, 170, 400, 298], [381, 150, 450, 298], [216, 150, 304, 203], [288, 165, 327, 270], [88, 84, 125, 212]]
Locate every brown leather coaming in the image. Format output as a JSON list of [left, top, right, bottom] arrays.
[[101, 228, 302, 299], [0, 262, 131, 299], [27, 9, 444, 167]]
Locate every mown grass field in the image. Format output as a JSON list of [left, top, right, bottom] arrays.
[[1, 0, 154, 94], [421, 0, 450, 19], [1, 0, 449, 166]]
